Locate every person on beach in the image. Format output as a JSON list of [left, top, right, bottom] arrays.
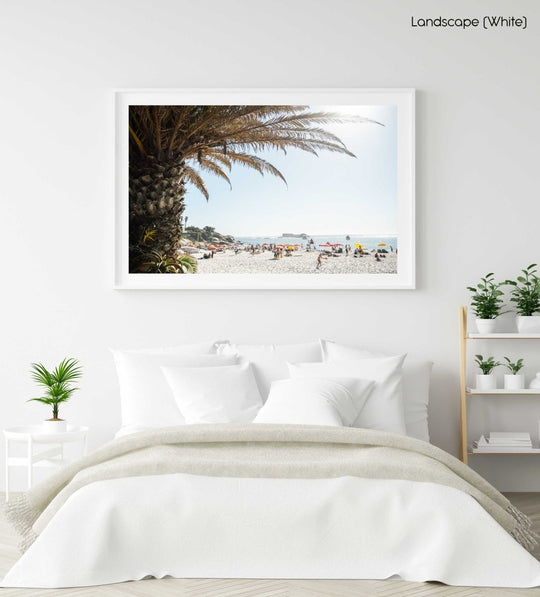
[[316, 253, 324, 270]]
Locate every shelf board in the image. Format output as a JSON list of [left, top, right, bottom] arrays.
[[467, 333, 540, 339], [467, 388, 540, 395], [469, 449, 540, 455]]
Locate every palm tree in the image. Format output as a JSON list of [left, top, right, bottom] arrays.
[[128, 105, 378, 272]]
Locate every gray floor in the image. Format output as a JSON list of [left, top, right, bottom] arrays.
[[1, 493, 540, 596]]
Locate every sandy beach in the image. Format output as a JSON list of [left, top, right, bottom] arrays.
[[195, 249, 397, 275]]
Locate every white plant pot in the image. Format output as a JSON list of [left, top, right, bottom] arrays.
[[476, 374, 497, 390], [476, 318, 497, 334], [42, 419, 67, 434], [504, 374, 525, 390], [529, 372, 540, 389], [516, 315, 540, 334]]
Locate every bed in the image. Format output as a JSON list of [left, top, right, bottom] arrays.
[[3, 340, 540, 589]]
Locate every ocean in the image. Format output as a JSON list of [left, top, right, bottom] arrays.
[[235, 234, 398, 251]]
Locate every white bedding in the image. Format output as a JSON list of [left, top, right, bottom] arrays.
[[3, 473, 540, 588]]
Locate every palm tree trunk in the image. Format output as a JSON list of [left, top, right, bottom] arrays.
[[129, 158, 187, 271]]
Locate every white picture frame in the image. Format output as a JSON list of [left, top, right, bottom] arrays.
[[115, 88, 415, 289]]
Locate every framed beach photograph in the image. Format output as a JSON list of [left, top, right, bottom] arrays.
[[114, 88, 415, 289]]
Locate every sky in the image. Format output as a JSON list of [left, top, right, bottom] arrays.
[[184, 105, 397, 237]]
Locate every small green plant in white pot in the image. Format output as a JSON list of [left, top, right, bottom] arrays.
[[474, 355, 500, 390], [503, 357, 525, 390], [28, 358, 82, 433], [504, 264, 540, 333], [467, 273, 506, 334]]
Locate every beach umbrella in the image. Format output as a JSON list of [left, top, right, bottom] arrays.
[[319, 242, 333, 248], [377, 243, 387, 247], [208, 245, 216, 250], [333, 243, 344, 246]]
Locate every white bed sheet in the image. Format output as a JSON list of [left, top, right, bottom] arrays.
[[3, 474, 540, 588]]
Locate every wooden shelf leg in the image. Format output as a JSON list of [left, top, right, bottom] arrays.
[[459, 306, 469, 464]]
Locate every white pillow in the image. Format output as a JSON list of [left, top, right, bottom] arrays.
[[288, 354, 407, 435], [253, 377, 374, 427], [320, 339, 432, 441], [121, 341, 221, 355], [216, 341, 322, 399], [162, 360, 263, 424], [111, 348, 237, 429]]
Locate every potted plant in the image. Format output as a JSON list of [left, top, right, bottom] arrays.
[[467, 273, 506, 333], [474, 354, 500, 390], [503, 357, 525, 390], [28, 357, 82, 432], [504, 264, 540, 333]]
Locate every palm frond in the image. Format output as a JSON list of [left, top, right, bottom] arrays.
[[183, 166, 209, 200], [28, 397, 56, 405], [225, 152, 287, 184], [30, 363, 54, 388], [196, 157, 232, 189], [137, 250, 197, 274], [176, 253, 197, 273], [52, 358, 82, 385], [129, 104, 378, 166]]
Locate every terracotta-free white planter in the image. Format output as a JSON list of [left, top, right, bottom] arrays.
[[476, 374, 497, 390], [516, 315, 540, 334], [42, 419, 67, 433], [529, 372, 540, 389], [476, 319, 497, 334], [504, 374, 525, 390]]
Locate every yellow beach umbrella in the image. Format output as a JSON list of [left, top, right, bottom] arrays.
[[355, 243, 363, 249], [377, 243, 387, 247]]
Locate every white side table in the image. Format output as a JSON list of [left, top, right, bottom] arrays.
[[4, 425, 88, 502]]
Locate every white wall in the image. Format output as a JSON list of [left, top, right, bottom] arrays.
[[1, 0, 539, 491]]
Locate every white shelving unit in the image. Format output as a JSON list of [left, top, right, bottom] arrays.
[[459, 306, 540, 464]]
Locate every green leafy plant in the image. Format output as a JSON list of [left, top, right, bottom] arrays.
[[504, 264, 540, 316], [28, 358, 82, 420], [467, 273, 504, 319], [467, 273, 506, 319], [137, 250, 197, 274], [474, 354, 501, 375], [503, 357, 524, 375]]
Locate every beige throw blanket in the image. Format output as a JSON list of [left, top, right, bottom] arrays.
[[6, 424, 537, 553]]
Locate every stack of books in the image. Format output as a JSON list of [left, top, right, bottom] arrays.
[[473, 432, 534, 453]]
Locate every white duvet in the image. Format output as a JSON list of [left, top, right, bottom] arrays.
[[3, 473, 540, 588]]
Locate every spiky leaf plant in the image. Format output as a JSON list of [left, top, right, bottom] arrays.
[[28, 358, 82, 420], [136, 250, 197, 274]]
